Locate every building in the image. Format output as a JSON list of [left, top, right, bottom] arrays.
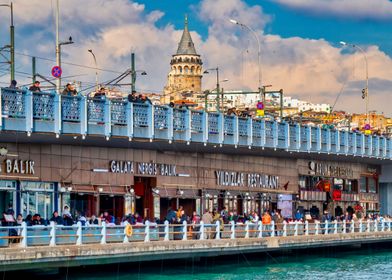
[[161, 15, 203, 105]]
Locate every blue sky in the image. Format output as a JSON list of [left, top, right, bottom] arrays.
[[138, 0, 392, 56], [0, 0, 392, 115]]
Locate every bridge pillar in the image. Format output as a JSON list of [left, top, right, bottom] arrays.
[[380, 164, 392, 216]]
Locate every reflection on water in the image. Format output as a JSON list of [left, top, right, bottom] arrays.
[[4, 245, 392, 280]]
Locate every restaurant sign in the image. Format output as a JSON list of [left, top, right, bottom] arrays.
[[1, 159, 35, 175], [308, 161, 353, 179], [215, 170, 279, 189], [110, 161, 177, 176]]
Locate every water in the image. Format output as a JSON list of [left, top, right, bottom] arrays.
[[5, 246, 392, 279]]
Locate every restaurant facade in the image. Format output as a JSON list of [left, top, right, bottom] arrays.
[[0, 142, 382, 222]]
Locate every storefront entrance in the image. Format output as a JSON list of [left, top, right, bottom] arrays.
[[133, 177, 155, 221], [100, 195, 124, 223]]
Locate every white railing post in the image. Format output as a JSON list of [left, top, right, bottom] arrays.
[[381, 220, 385, 232], [100, 222, 106, 244], [215, 221, 221, 240], [367, 219, 371, 233], [334, 220, 338, 234], [49, 221, 56, 246], [19, 222, 27, 248], [315, 221, 319, 235], [342, 220, 346, 234], [199, 221, 205, 240], [231, 221, 236, 239], [76, 221, 82, 245], [359, 220, 363, 233], [374, 220, 378, 232], [389, 221, 391, 232], [182, 221, 187, 241], [283, 221, 287, 237], [351, 220, 355, 233], [305, 220, 309, 236], [164, 221, 169, 241], [270, 221, 275, 237], [245, 221, 250, 239], [123, 222, 129, 243], [144, 221, 150, 242], [294, 221, 298, 236], [324, 221, 329, 235], [257, 221, 262, 238]]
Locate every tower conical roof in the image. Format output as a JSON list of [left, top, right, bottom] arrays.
[[176, 15, 198, 55]]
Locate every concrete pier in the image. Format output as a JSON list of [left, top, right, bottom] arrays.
[[1, 231, 392, 272]]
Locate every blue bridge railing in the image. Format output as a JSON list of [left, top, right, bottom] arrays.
[[0, 87, 391, 160]]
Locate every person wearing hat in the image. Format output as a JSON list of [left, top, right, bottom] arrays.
[[29, 80, 41, 92], [62, 83, 78, 96]]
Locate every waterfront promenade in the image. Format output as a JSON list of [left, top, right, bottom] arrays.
[[1, 220, 392, 271]]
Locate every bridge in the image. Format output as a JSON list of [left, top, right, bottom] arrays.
[[0, 87, 391, 160], [1, 220, 392, 271]]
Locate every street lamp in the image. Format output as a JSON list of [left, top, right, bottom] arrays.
[[340, 41, 369, 123], [88, 49, 98, 91], [55, 0, 74, 93], [204, 67, 221, 111], [0, 2, 14, 82], [229, 18, 262, 100]]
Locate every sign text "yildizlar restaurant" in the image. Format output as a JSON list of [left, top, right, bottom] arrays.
[[215, 170, 279, 189]]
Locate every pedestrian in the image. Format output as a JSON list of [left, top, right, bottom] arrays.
[[62, 83, 78, 96], [49, 211, 64, 225], [9, 80, 17, 89], [29, 81, 41, 92]]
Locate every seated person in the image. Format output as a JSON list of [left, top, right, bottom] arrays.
[[62, 83, 78, 96], [29, 81, 41, 92]]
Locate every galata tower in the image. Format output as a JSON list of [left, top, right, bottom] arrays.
[[161, 15, 203, 104]]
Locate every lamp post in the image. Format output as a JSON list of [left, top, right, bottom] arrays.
[[55, 0, 74, 93], [0, 2, 14, 82], [88, 49, 98, 91], [230, 19, 262, 101], [204, 67, 226, 112], [340, 41, 369, 123]]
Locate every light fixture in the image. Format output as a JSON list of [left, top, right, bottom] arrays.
[[82, 135, 86, 140], [27, 131, 31, 137], [98, 187, 103, 193], [130, 188, 135, 194], [56, 134, 60, 138], [0, 147, 8, 156], [152, 188, 160, 195], [128, 137, 132, 142], [106, 136, 110, 141], [67, 186, 72, 192]]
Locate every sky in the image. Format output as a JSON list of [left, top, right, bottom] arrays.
[[1, 0, 392, 115]]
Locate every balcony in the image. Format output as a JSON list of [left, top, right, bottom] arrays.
[[0, 87, 391, 160]]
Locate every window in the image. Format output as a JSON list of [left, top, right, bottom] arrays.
[[21, 182, 55, 220], [368, 178, 377, 193], [360, 177, 367, 192]]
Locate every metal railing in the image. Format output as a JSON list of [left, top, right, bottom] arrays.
[[1, 219, 391, 248], [0, 87, 391, 160]]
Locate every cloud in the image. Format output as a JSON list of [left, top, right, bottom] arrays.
[[272, 0, 392, 21], [1, 0, 392, 116]]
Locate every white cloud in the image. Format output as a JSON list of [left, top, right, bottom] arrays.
[[0, 0, 392, 115], [272, 0, 392, 20]]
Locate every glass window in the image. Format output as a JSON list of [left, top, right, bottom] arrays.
[[368, 178, 377, 193], [360, 177, 367, 193], [21, 182, 55, 220]]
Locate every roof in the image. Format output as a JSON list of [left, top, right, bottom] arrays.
[[176, 15, 198, 55]]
